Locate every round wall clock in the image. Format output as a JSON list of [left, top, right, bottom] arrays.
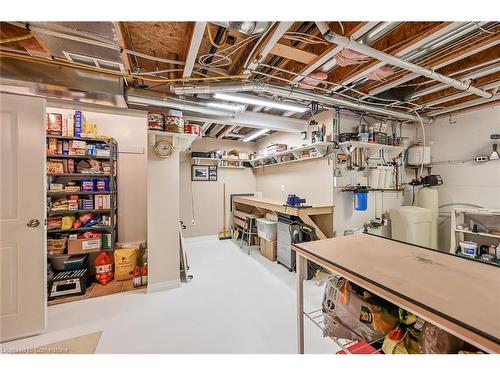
[[153, 140, 174, 159]]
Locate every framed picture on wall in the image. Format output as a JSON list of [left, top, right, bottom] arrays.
[[191, 165, 210, 181], [208, 165, 217, 181]]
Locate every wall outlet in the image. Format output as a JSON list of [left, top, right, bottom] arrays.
[[281, 185, 285, 192], [191, 219, 196, 225]]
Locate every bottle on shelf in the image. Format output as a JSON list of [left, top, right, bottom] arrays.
[[141, 263, 148, 286], [133, 266, 142, 287]]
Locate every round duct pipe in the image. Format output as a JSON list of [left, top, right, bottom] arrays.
[[170, 82, 427, 122], [126, 88, 243, 117]]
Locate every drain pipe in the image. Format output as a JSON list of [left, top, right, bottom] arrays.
[[314, 22, 494, 99], [170, 82, 426, 122], [126, 88, 243, 117]]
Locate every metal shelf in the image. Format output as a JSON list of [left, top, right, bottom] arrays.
[[46, 135, 110, 143], [455, 229, 500, 239], [305, 309, 384, 354], [47, 226, 113, 234], [339, 141, 404, 154], [47, 208, 114, 216], [252, 155, 325, 168], [47, 154, 110, 160], [47, 249, 113, 258], [47, 173, 111, 177], [47, 190, 113, 196]]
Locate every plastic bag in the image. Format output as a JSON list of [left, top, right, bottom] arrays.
[[95, 251, 114, 285], [114, 248, 138, 281]]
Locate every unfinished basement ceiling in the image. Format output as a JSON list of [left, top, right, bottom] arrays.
[[1, 21, 499, 140]]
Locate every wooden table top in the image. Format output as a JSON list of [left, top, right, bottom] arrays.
[[232, 196, 333, 216], [293, 233, 500, 353]]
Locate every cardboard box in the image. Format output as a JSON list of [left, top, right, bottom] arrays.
[[259, 238, 277, 261], [67, 238, 101, 254]]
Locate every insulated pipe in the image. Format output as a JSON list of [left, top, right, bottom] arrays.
[[126, 88, 242, 117], [314, 21, 494, 99], [170, 82, 426, 122]]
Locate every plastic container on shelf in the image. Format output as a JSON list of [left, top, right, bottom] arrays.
[[408, 145, 431, 166], [370, 168, 381, 189], [382, 166, 394, 189], [256, 218, 277, 241]]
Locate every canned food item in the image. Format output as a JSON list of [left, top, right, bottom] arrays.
[[184, 123, 202, 137], [164, 110, 184, 133], [148, 113, 164, 130]]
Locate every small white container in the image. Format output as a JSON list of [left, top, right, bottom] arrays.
[[383, 167, 393, 189], [370, 168, 380, 189], [377, 168, 387, 189], [256, 218, 277, 241]]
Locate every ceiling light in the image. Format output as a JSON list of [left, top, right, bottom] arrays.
[[242, 128, 270, 142], [206, 101, 245, 112], [213, 92, 309, 113]]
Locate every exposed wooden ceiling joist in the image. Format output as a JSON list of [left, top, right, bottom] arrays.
[[328, 22, 458, 89], [244, 22, 293, 74], [290, 22, 378, 84], [270, 43, 318, 65], [367, 31, 500, 96], [183, 22, 206, 78]]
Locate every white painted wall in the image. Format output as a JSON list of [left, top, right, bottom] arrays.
[[255, 110, 416, 237], [420, 104, 500, 251], [47, 103, 148, 243], [180, 138, 257, 237], [147, 134, 181, 290]]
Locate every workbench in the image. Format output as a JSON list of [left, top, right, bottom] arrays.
[[293, 233, 500, 354], [232, 196, 334, 239]]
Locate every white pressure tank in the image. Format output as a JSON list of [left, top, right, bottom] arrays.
[[417, 187, 439, 249], [391, 206, 432, 248]]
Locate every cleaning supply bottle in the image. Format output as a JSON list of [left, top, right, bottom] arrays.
[[133, 266, 142, 287], [141, 263, 148, 286]]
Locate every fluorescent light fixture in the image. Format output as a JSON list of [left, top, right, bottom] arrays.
[[242, 128, 270, 142], [213, 92, 309, 113], [206, 101, 245, 112]]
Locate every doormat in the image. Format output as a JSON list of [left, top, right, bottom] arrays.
[[30, 331, 102, 354]]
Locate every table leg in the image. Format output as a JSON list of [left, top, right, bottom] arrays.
[[297, 253, 305, 354]]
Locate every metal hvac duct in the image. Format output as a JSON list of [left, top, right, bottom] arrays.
[[170, 81, 426, 122], [314, 22, 494, 100], [126, 88, 243, 117], [126, 88, 307, 132], [0, 55, 126, 107]]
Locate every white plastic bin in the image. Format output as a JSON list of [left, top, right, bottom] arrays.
[[256, 218, 277, 241]]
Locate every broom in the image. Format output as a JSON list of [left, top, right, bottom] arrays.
[[218, 183, 232, 240]]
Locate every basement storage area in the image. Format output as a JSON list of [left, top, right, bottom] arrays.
[[1, 13, 500, 360]]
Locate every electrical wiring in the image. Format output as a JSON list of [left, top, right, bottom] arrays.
[[207, 26, 228, 48], [255, 62, 424, 109], [0, 49, 248, 83], [198, 33, 260, 68], [0, 33, 34, 44], [473, 22, 499, 35]]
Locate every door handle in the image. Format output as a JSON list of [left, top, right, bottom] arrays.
[[26, 219, 40, 228]]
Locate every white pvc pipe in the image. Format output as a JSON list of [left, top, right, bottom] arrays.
[[315, 22, 494, 99]]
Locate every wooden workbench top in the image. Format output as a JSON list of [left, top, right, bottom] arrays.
[[293, 233, 500, 353], [232, 196, 334, 215]]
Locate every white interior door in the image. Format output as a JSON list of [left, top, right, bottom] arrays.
[[1, 93, 46, 342]]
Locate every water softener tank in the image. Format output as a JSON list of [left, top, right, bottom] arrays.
[[417, 187, 439, 249], [391, 206, 432, 248]]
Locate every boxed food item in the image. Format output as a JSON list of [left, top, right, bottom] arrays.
[[47, 159, 64, 174], [67, 237, 101, 254], [49, 183, 64, 192], [46, 113, 63, 135], [47, 138, 58, 155], [83, 122, 97, 138], [114, 248, 138, 280], [259, 238, 277, 261], [102, 233, 112, 250], [74, 110, 83, 137], [81, 179, 94, 191], [66, 115, 74, 136], [47, 238, 67, 256], [94, 179, 110, 191]]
